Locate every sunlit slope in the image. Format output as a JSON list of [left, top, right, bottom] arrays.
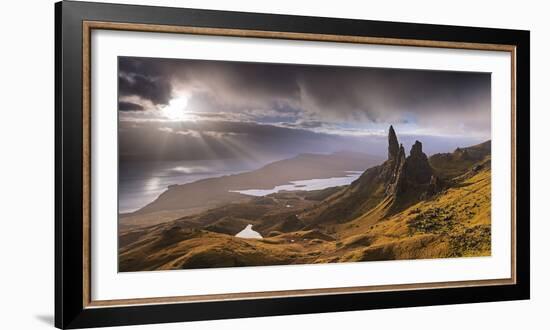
[[326, 158, 491, 262], [118, 128, 491, 271], [119, 158, 490, 271]]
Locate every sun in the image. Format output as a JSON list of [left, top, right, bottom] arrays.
[[162, 96, 188, 120]]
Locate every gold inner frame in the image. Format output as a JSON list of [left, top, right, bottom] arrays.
[[82, 20, 517, 308]]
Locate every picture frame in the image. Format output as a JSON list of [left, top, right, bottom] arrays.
[[55, 1, 530, 328]]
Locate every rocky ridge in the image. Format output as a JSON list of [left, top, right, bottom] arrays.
[[303, 126, 444, 224]]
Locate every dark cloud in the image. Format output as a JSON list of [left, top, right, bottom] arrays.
[[118, 101, 144, 111], [118, 56, 490, 137], [118, 57, 174, 105], [118, 73, 172, 106], [297, 66, 490, 123]]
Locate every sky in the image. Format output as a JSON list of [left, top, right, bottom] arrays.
[[118, 56, 491, 163]]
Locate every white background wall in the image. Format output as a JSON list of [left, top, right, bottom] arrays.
[[0, 0, 546, 329]]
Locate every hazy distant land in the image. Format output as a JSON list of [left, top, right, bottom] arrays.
[[119, 151, 382, 229]]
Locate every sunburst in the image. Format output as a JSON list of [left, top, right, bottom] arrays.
[[161, 96, 189, 121]]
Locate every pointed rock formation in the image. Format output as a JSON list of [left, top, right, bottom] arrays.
[[386, 143, 406, 196], [302, 125, 444, 225], [383, 135, 439, 213], [410, 140, 424, 158], [388, 125, 399, 161], [404, 141, 433, 184]]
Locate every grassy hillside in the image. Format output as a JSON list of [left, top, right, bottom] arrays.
[[118, 128, 491, 271], [119, 155, 491, 271], [429, 140, 490, 179], [330, 161, 490, 261]]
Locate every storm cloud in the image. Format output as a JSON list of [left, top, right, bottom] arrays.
[[118, 101, 144, 111], [117, 56, 491, 162], [118, 56, 490, 136]]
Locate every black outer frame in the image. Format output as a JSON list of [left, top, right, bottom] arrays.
[[55, 0, 530, 328]]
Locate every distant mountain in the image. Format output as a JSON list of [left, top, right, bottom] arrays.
[[119, 127, 492, 271]]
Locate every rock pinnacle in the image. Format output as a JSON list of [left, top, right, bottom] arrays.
[[388, 125, 399, 161]]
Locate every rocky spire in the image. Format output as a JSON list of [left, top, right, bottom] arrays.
[[410, 140, 424, 158], [388, 125, 399, 161], [406, 140, 432, 184], [386, 143, 407, 196]]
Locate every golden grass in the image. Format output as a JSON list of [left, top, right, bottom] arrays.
[[119, 160, 491, 271]]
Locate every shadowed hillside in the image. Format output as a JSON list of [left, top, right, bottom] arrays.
[[119, 126, 491, 271], [429, 140, 491, 179]]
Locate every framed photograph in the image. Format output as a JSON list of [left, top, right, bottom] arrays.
[[55, 1, 530, 328]]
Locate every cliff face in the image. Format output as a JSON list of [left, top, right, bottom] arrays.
[[407, 141, 433, 184], [382, 129, 436, 198], [386, 138, 440, 212]]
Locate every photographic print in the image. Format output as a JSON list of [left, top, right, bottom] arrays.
[[117, 57, 491, 272], [56, 4, 529, 327]]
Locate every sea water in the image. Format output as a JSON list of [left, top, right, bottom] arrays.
[[118, 159, 258, 213]]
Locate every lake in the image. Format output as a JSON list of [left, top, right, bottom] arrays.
[[235, 224, 263, 239], [229, 171, 362, 197]]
